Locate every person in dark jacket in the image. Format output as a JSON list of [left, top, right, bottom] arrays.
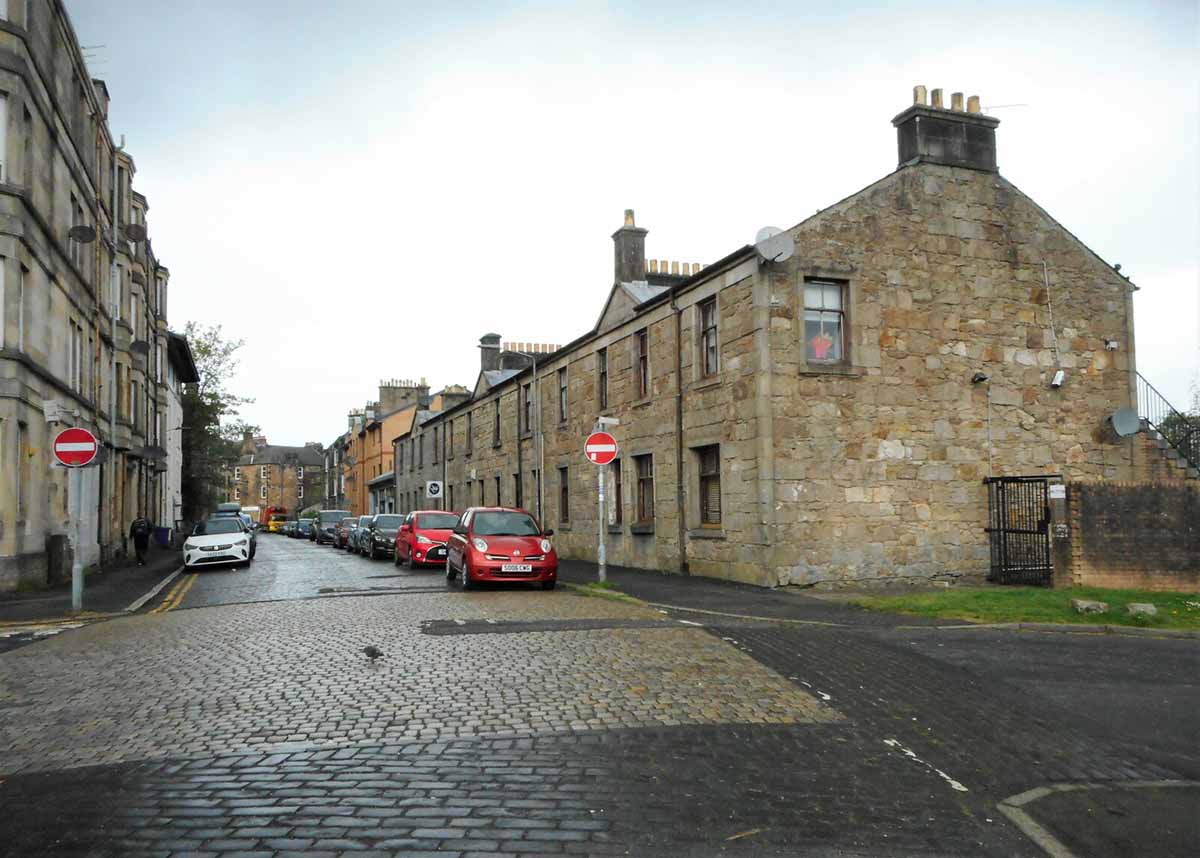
[[129, 515, 153, 565]]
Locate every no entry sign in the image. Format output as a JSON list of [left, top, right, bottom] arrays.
[[53, 426, 99, 467], [584, 431, 618, 466]]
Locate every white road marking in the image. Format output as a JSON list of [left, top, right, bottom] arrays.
[[883, 738, 968, 792], [677, 619, 704, 627], [124, 564, 184, 613]]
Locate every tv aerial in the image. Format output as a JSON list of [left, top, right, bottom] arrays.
[[754, 226, 794, 264]]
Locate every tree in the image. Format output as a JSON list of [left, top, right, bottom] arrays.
[[180, 323, 254, 522]]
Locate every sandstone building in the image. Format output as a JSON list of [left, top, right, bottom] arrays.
[[228, 434, 324, 515], [0, 3, 192, 590], [391, 88, 1192, 587]]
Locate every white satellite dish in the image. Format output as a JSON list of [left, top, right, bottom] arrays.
[[753, 226, 794, 263], [1109, 407, 1141, 438]]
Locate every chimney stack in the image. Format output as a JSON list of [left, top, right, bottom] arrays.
[[612, 209, 648, 285], [893, 84, 999, 173], [479, 333, 501, 372]]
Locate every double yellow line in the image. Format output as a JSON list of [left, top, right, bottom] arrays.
[[151, 573, 197, 614]]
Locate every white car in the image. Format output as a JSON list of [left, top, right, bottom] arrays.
[[183, 518, 254, 569]]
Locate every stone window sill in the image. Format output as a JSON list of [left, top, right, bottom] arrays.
[[631, 397, 653, 410], [557, 523, 572, 532], [607, 524, 624, 534], [689, 374, 723, 392], [688, 527, 726, 540], [520, 431, 533, 441], [630, 522, 655, 535], [799, 364, 864, 378]]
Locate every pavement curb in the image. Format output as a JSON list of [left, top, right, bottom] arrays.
[[903, 621, 1200, 639], [997, 779, 1200, 858], [124, 564, 184, 614]]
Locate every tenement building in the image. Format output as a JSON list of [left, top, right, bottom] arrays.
[[228, 434, 325, 515], [392, 87, 1190, 587], [0, 3, 192, 590]]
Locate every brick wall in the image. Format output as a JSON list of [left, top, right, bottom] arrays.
[[1054, 481, 1199, 591]]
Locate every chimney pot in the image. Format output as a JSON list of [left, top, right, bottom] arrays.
[[951, 92, 964, 111], [649, 259, 658, 274], [624, 209, 635, 227], [893, 87, 1000, 172], [913, 85, 927, 105], [930, 88, 943, 109], [671, 260, 679, 275], [967, 95, 981, 114]]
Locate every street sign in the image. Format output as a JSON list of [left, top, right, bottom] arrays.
[[53, 426, 98, 468], [584, 431, 618, 466], [426, 480, 443, 498]]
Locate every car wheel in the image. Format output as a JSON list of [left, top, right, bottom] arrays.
[[459, 560, 474, 591], [445, 558, 456, 583], [393, 548, 401, 567], [370, 543, 379, 561], [541, 580, 556, 591], [407, 550, 417, 571]]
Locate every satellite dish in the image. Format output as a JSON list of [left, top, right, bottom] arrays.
[[68, 225, 97, 243], [1109, 407, 1141, 437], [753, 226, 795, 263], [123, 223, 147, 242]]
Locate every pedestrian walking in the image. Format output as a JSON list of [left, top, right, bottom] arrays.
[[129, 514, 153, 566]]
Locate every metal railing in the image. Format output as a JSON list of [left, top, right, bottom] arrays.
[[1135, 372, 1199, 471]]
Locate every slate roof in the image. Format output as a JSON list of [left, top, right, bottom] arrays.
[[238, 444, 324, 467]]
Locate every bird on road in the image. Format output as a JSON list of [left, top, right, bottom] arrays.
[[362, 645, 384, 663]]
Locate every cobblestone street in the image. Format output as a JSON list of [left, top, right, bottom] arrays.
[[1, 536, 1196, 857]]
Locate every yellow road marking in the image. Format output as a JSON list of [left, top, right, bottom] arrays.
[[151, 574, 197, 614]]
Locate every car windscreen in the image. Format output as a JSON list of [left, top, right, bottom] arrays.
[[471, 511, 540, 536], [341, 518, 354, 526], [319, 511, 349, 524], [195, 519, 243, 535], [374, 515, 403, 528], [358, 517, 373, 525], [416, 512, 459, 530]]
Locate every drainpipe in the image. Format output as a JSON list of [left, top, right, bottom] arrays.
[[108, 136, 123, 554], [671, 293, 688, 574]]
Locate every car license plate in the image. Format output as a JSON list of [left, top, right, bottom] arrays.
[[501, 563, 533, 572], [430, 547, 446, 559]]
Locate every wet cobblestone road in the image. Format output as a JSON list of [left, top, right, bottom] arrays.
[[1, 535, 1195, 857]]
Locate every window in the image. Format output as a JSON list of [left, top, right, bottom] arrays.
[[494, 475, 501, 506], [418, 433, 424, 467], [409, 438, 414, 472], [397, 442, 404, 473], [448, 483, 454, 511], [260, 484, 267, 500], [609, 459, 622, 525], [432, 427, 439, 463], [492, 399, 501, 446], [260, 465, 267, 480], [234, 486, 240, 500], [636, 329, 649, 398], [0, 93, 7, 182], [698, 445, 721, 526], [521, 383, 532, 434], [597, 348, 608, 410], [298, 484, 304, 499], [448, 419, 454, 458], [635, 455, 654, 523], [558, 367, 568, 422], [558, 466, 569, 523], [466, 410, 473, 455], [0, 261, 5, 349], [514, 472, 522, 508], [700, 297, 718, 377], [804, 279, 846, 362], [16, 421, 28, 519]]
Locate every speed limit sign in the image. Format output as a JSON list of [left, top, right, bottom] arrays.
[[426, 481, 443, 498]]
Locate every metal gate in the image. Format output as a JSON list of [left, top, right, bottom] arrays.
[[984, 476, 1057, 585]]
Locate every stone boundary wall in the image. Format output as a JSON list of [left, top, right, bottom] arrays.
[[1052, 481, 1199, 591]]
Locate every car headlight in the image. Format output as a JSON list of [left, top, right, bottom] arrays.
[[239, 537, 249, 546], [184, 541, 196, 550], [416, 534, 433, 544], [540, 539, 552, 553], [472, 538, 488, 552]]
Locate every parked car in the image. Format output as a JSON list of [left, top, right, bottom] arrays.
[[395, 510, 458, 568], [362, 513, 403, 560], [316, 509, 350, 545], [335, 517, 355, 549], [184, 517, 253, 570], [350, 515, 375, 554], [267, 513, 288, 534], [295, 519, 315, 539], [281, 521, 296, 537], [211, 503, 256, 558], [446, 507, 556, 590]]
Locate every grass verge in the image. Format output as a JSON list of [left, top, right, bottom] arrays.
[[850, 586, 1200, 630], [564, 581, 642, 605]]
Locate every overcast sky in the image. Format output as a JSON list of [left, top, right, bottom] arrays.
[[66, 0, 1198, 445]]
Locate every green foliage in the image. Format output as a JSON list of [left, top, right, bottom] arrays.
[[851, 586, 1200, 630], [180, 323, 255, 522]]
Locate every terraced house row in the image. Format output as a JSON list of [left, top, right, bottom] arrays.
[[355, 90, 1195, 588], [0, 2, 197, 590]]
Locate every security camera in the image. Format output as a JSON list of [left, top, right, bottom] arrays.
[[1104, 340, 1119, 351], [1050, 370, 1066, 389]]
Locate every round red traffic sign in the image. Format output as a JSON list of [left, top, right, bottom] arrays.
[[53, 427, 99, 467], [584, 431, 618, 466]]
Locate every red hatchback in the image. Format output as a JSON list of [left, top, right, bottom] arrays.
[[446, 507, 557, 590], [394, 510, 459, 568]]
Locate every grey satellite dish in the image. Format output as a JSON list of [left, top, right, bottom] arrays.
[[123, 223, 147, 242], [129, 339, 151, 356], [754, 226, 795, 263], [1109, 407, 1141, 437], [68, 225, 97, 243]]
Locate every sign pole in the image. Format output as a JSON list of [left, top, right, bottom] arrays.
[[70, 465, 83, 612], [597, 465, 606, 583]]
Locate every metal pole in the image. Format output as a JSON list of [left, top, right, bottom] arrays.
[[986, 386, 993, 477], [597, 463, 606, 583], [70, 466, 83, 611], [108, 137, 123, 554]]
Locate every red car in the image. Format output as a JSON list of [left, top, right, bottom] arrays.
[[445, 507, 557, 590], [394, 510, 459, 568]]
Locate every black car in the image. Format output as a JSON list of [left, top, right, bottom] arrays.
[[365, 513, 404, 560], [315, 509, 350, 545], [295, 519, 315, 539]]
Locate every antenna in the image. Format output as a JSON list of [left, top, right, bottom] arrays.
[[753, 226, 794, 264], [1109, 408, 1141, 438]]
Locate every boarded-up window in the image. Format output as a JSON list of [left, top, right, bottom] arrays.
[[698, 445, 721, 526]]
